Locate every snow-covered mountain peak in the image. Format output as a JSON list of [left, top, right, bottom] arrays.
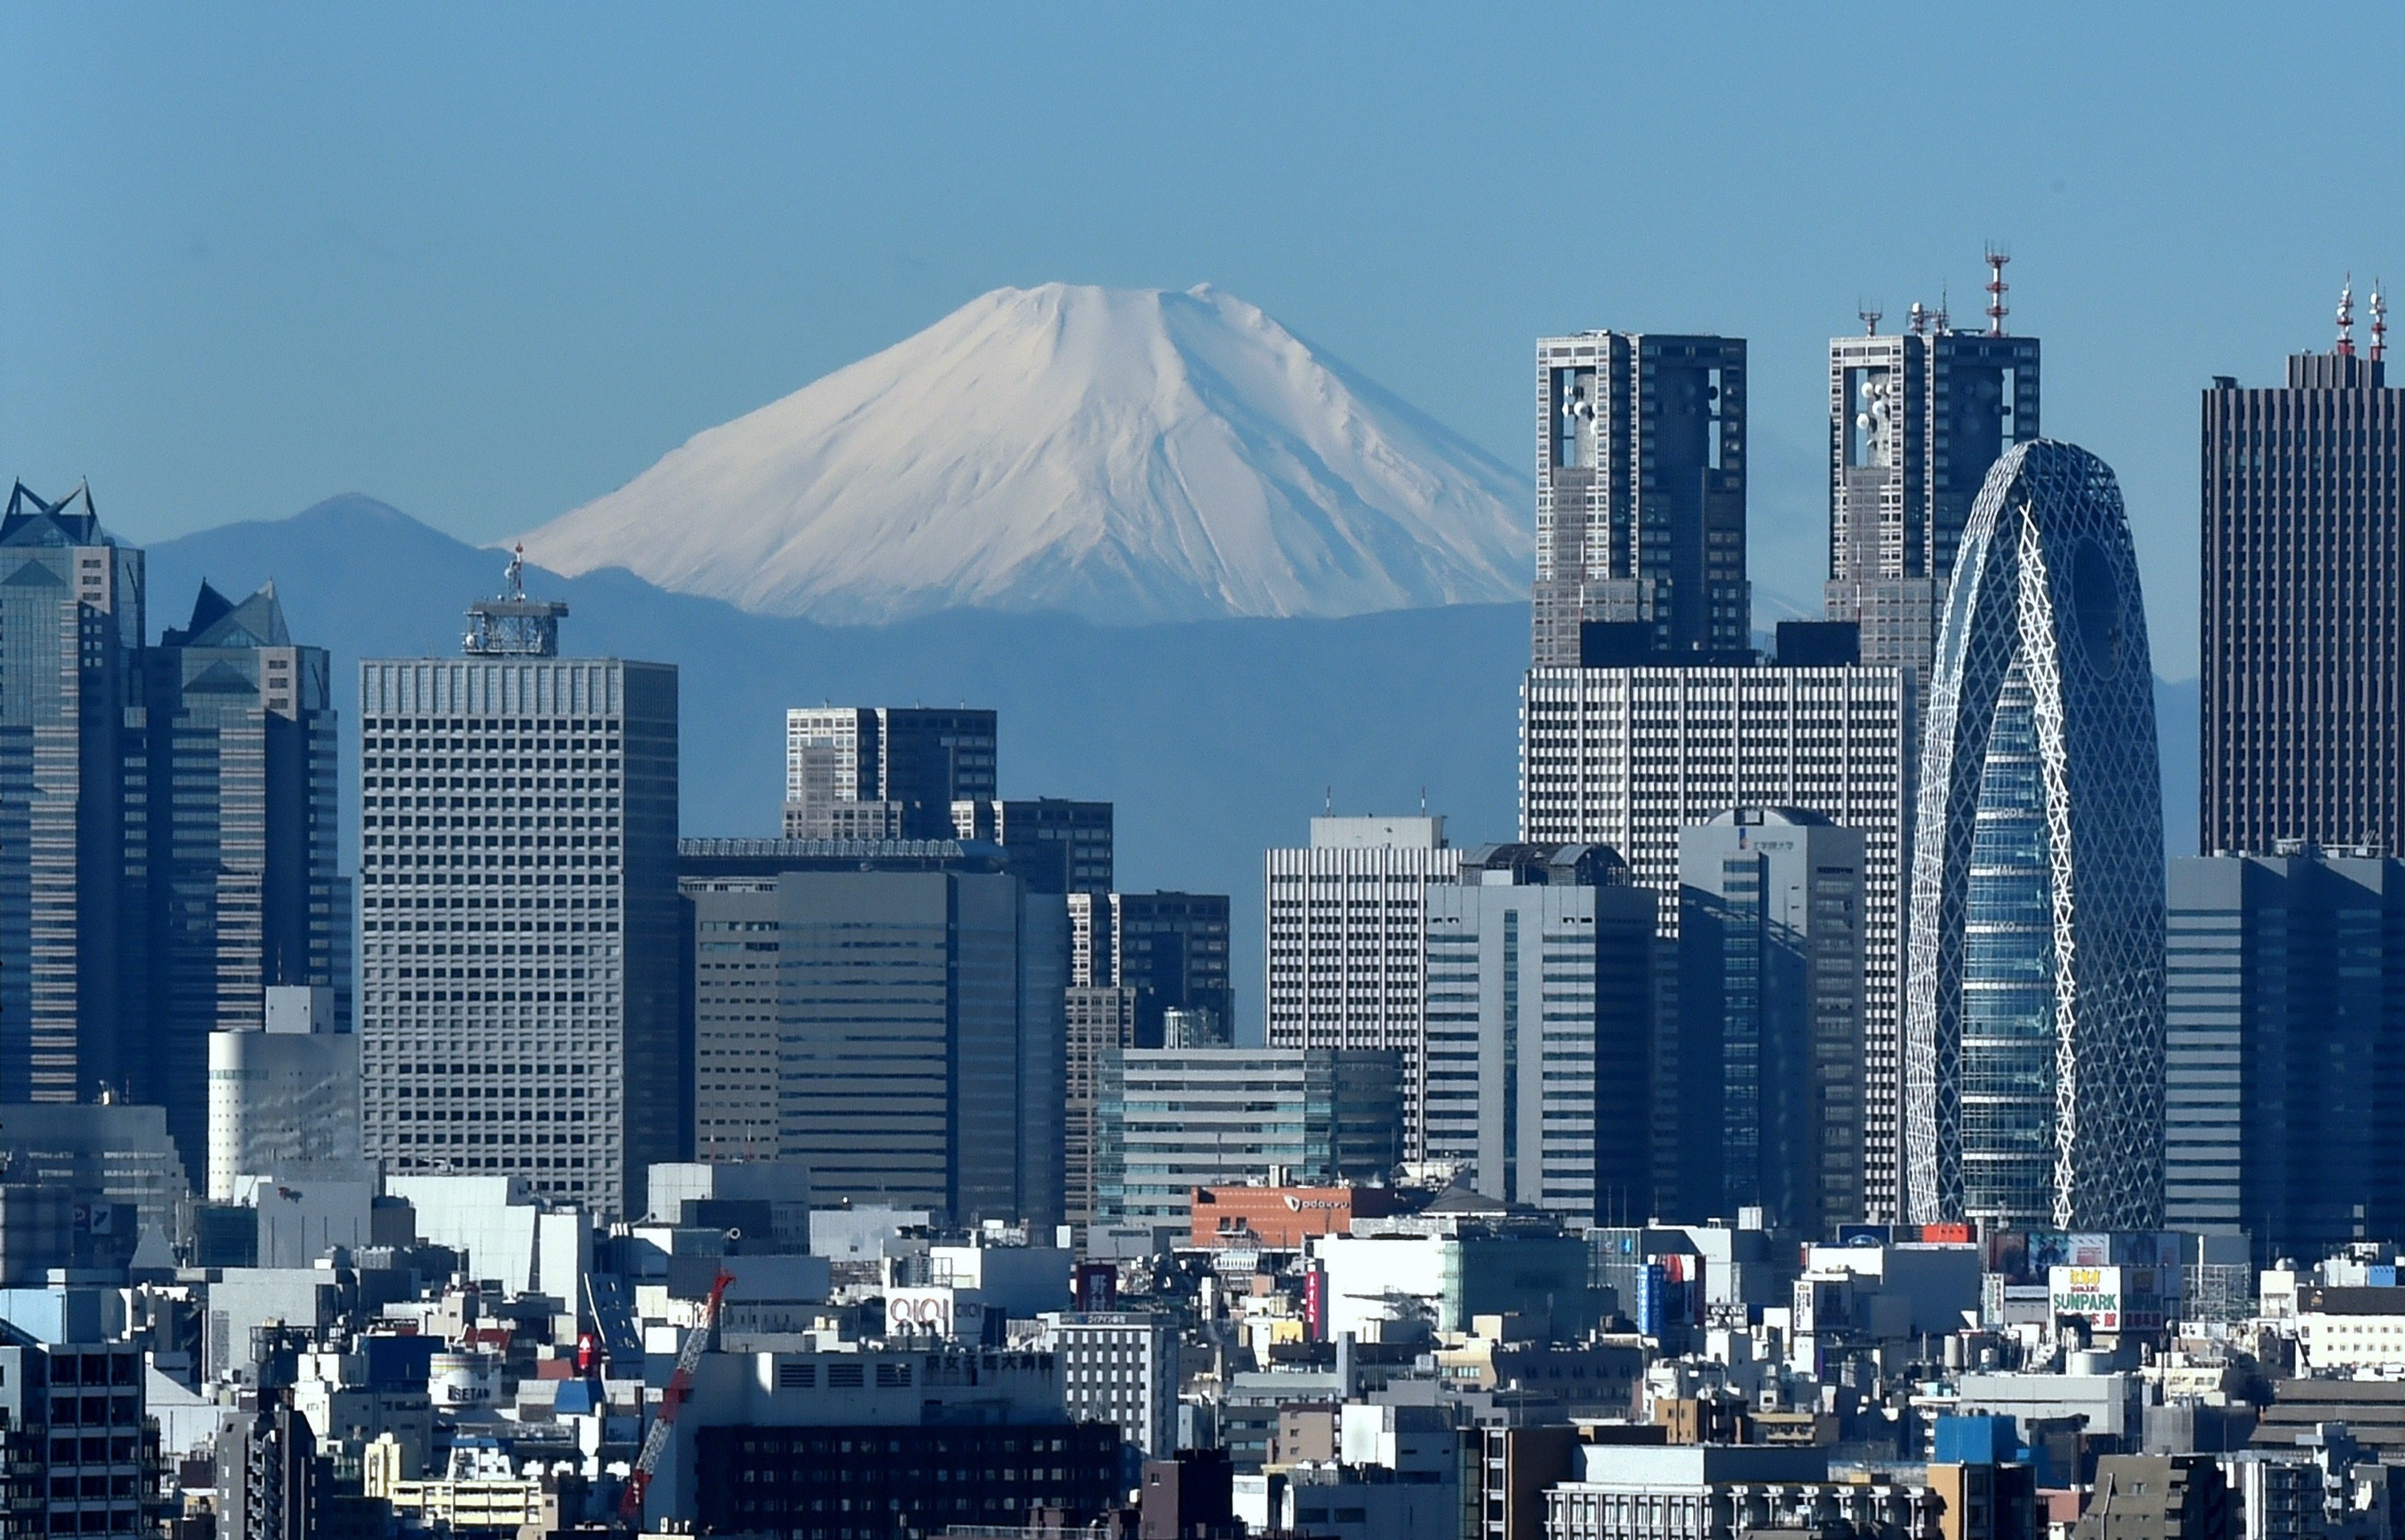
[[514, 282, 1531, 624]]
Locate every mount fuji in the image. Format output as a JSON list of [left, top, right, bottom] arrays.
[[514, 283, 1531, 624]]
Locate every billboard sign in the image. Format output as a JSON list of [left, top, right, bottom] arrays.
[[2048, 1266, 2122, 1332]]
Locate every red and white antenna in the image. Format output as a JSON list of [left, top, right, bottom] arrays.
[[1983, 245, 2011, 337], [2371, 280, 2388, 363], [2338, 275, 2359, 358]]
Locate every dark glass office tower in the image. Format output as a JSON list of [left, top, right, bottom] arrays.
[[2201, 299, 2405, 857], [144, 581, 345, 1178], [0, 482, 148, 1110], [2165, 852, 2405, 1263], [1826, 305, 2039, 678], [1533, 333, 1748, 666]]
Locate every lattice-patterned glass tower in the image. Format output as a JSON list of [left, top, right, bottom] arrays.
[[1533, 333, 1748, 667], [1904, 441, 2164, 1229]]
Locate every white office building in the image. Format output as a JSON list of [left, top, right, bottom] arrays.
[[1520, 661, 1911, 1219], [207, 984, 361, 1202], [1422, 846, 1655, 1227], [1037, 1312, 1178, 1457], [1266, 816, 1461, 1154], [356, 575, 681, 1221]]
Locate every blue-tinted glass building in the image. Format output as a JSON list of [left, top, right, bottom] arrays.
[[1904, 442, 2165, 1229], [0, 483, 148, 1111]]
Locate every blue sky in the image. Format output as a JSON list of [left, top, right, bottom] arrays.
[[5, 5, 2399, 672]]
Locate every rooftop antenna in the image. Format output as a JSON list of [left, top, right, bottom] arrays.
[[1857, 301, 1882, 336], [1907, 301, 1930, 337], [1935, 286, 1952, 334], [1983, 245, 2011, 337], [1419, 786, 1428, 816], [503, 542, 527, 600], [2372, 280, 2388, 363], [1324, 785, 1332, 816], [2337, 274, 2358, 358]]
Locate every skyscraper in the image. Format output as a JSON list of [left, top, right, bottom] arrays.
[[1520, 651, 1912, 1217], [1532, 333, 1748, 667], [1825, 287, 2040, 677], [1903, 440, 2164, 1230], [784, 706, 997, 839], [952, 797, 1114, 895], [2164, 852, 2405, 1262], [678, 852, 1065, 1228], [1421, 843, 1655, 1227], [1265, 816, 1461, 1156], [147, 580, 346, 1177], [677, 835, 1068, 1224], [1677, 810, 1867, 1232], [357, 564, 681, 1220], [0, 482, 147, 1110], [2201, 292, 2405, 857]]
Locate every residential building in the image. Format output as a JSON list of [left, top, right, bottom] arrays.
[[1533, 333, 1750, 666], [0, 481, 148, 1113], [645, 1343, 1118, 1530], [218, 1397, 327, 1540], [952, 796, 1113, 895], [1094, 1048, 1402, 1230], [1520, 650, 1912, 1218], [2069, 1455, 2235, 1540], [1422, 843, 1655, 1227], [783, 705, 996, 839], [1825, 297, 2041, 677], [146, 579, 347, 1182], [1678, 810, 1869, 1231], [356, 564, 682, 1221], [2201, 304, 2405, 858], [1904, 441, 2165, 1230], [1545, 1445, 1940, 1540], [1266, 816, 1461, 1155], [1038, 1311, 1178, 1457], [207, 984, 360, 1201], [680, 841, 1067, 1229], [0, 1308, 162, 1539], [2165, 853, 2405, 1259]]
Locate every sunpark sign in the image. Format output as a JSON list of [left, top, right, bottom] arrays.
[[2049, 1266, 2122, 1331]]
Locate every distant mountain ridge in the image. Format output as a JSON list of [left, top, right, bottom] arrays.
[[143, 495, 2199, 1039], [514, 283, 1533, 624]]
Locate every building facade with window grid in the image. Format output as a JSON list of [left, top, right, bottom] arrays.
[[1533, 333, 1750, 668], [1422, 847, 1655, 1228], [1520, 661, 1910, 1219], [356, 652, 680, 1222], [1265, 818, 1459, 1158], [2201, 347, 2405, 859]]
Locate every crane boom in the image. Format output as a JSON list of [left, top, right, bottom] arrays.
[[617, 1268, 735, 1523]]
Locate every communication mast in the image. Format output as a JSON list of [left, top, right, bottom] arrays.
[[2337, 275, 2358, 358], [1984, 245, 2011, 337], [2372, 281, 2388, 364]]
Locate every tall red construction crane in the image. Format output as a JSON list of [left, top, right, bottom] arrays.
[[618, 1269, 735, 1524]]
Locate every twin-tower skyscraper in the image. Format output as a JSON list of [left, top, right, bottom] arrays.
[[1524, 273, 2168, 1231]]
